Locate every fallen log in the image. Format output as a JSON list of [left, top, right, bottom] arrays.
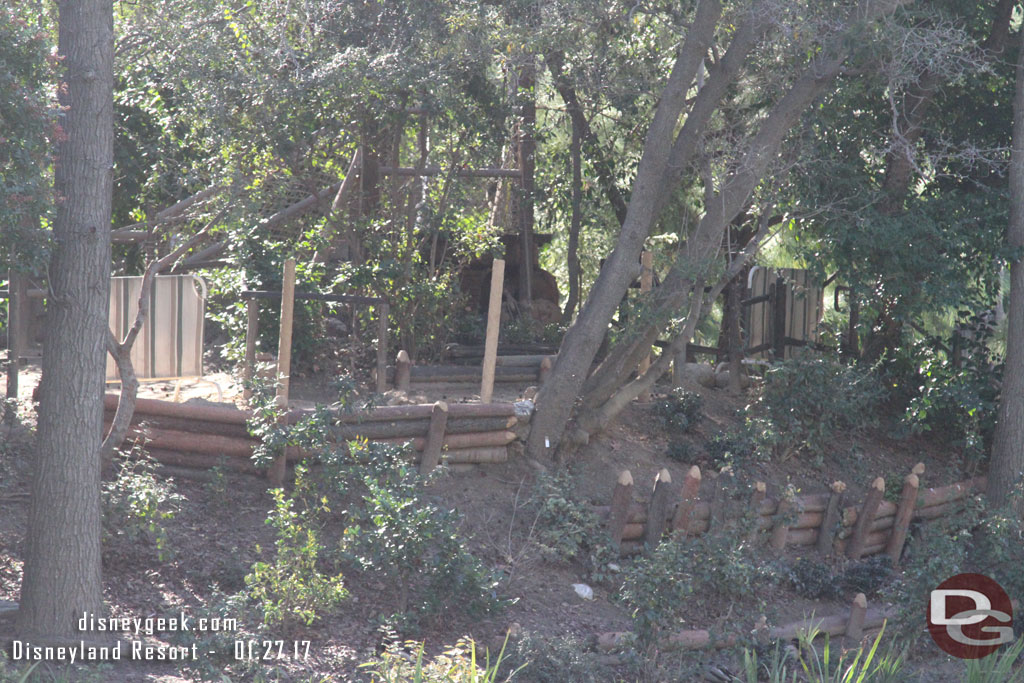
[[104, 394, 249, 425], [917, 477, 986, 508], [332, 415, 516, 440], [438, 446, 508, 464], [786, 527, 819, 546], [375, 429, 518, 451], [118, 425, 255, 458], [338, 402, 517, 422], [103, 410, 254, 440]]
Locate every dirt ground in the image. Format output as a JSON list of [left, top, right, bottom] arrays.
[[0, 361, 978, 681]]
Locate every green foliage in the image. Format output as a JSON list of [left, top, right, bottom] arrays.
[[102, 449, 182, 561], [653, 387, 703, 434], [787, 558, 842, 601], [705, 427, 760, 471], [341, 441, 503, 627], [793, 621, 907, 683], [529, 471, 617, 582], [787, 557, 893, 602], [963, 637, 1024, 683], [904, 316, 1003, 467], [749, 357, 883, 462], [885, 494, 1024, 640], [360, 636, 518, 683], [498, 630, 612, 683], [245, 482, 347, 630], [619, 530, 780, 644], [0, 7, 52, 269]]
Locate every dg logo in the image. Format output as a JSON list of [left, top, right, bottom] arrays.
[[929, 573, 1014, 659]]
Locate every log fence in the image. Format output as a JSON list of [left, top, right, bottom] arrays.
[[102, 393, 533, 474], [378, 349, 557, 388], [594, 463, 987, 562]]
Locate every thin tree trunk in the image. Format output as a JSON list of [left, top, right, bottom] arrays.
[[526, 0, 724, 459], [563, 100, 583, 322], [987, 21, 1024, 514], [18, 0, 113, 640], [518, 57, 536, 315]]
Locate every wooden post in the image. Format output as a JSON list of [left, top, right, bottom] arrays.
[[846, 593, 867, 641], [816, 480, 847, 556], [885, 472, 920, 564], [770, 494, 795, 552], [268, 257, 296, 487], [671, 465, 702, 535], [637, 250, 654, 402], [644, 468, 673, 549], [607, 470, 634, 550], [480, 258, 505, 403], [395, 350, 411, 392], [538, 356, 553, 386], [748, 481, 767, 542], [772, 278, 787, 360], [419, 401, 449, 475], [242, 298, 259, 402], [376, 301, 389, 394], [847, 477, 885, 560]]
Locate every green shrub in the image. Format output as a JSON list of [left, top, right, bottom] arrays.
[[498, 630, 612, 683], [245, 482, 347, 630], [787, 557, 841, 601], [840, 557, 893, 597], [705, 428, 759, 470], [341, 441, 503, 628], [360, 636, 519, 683], [619, 530, 781, 644], [750, 356, 883, 461], [102, 448, 182, 561], [654, 387, 703, 434], [665, 438, 697, 463], [529, 471, 617, 583]]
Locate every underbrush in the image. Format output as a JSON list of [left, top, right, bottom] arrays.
[[102, 445, 182, 561]]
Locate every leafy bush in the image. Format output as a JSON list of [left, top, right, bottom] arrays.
[[653, 387, 703, 434], [665, 438, 697, 463], [245, 481, 347, 631], [498, 630, 613, 683], [905, 318, 1002, 467], [619, 530, 781, 644], [102, 448, 182, 560], [529, 471, 617, 582], [788, 557, 842, 601], [341, 441, 502, 628], [840, 556, 893, 597], [750, 356, 883, 461], [360, 636, 518, 683], [705, 428, 759, 470]]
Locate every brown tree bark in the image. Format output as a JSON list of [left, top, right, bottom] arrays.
[[563, 96, 584, 322], [987, 21, 1024, 514], [528, 0, 909, 459], [17, 0, 113, 640], [526, 0, 725, 458]]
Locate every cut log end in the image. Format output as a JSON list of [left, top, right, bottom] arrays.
[[657, 468, 672, 484], [618, 470, 633, 486], [832, 480, 847, 493], [755, 480, 766, 492], [689, 465, 702, 481], [906, 473, 919, 488], [871, 477, 885, 492], [912, 462, 926, 475]]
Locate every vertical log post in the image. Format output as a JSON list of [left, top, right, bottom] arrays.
[[644, 469, 673, 549], [748, 481, 767, 543], [846, 593, 867, 641], [637, 250, 654, 402], [538, 355, 553, 386], [847, 477, 885, 560], [772, 278, 788, 360], [671, 465, 702, 535], [242, 298, 259, 402], [376, 301, 389, 394], [480, 258, 505, 403], [770, 493, 796, 552], [395, 349, 411, 393], [267, 257, 296, 487], [607, 470, 634, 550], [885, 472, 920, 564], [816, 480, 847, 556], [419, 400, 449, 475]]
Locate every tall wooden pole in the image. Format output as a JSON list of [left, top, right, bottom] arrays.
[[242, 298, 259, 402], [480, 259, 505, 403], [268, 257, 296, 486]]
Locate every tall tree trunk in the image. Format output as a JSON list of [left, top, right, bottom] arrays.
[[987, 22, 1024, 514], [563, 99, 583, 322], [526, 0, 724, 459], [517, 57, 536, 316], [17, 0, 113, 640]]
